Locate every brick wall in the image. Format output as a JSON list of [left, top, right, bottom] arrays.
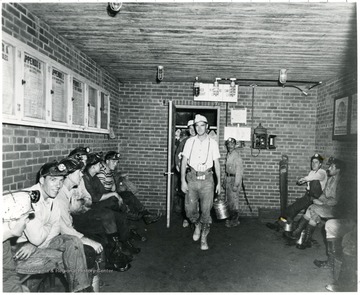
[[3, 3, 356, 217], [118, 82, 319, 215], [316, 71, 357, 217], [2, 3, 121, 191]]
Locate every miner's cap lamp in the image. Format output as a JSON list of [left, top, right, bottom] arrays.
[[225, 137, 236, 145]]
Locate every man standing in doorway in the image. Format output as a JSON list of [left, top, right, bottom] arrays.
[[181, 114, 221, 250]]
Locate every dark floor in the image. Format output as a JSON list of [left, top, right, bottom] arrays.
[[38, 213, 338, 292]]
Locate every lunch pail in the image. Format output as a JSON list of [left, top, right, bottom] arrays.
[[213, 199, 229, 219]]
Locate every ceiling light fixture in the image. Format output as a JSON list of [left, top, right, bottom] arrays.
[[279, 69, 288, 84], [107, 2, 122, 17]]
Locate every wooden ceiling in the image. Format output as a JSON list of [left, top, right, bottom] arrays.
[[23, 2, 357, 86]]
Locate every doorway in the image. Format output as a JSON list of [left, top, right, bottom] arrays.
[[168, 105, 220, 227]]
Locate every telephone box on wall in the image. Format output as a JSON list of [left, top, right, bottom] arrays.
[[253, 123, 267, 149]]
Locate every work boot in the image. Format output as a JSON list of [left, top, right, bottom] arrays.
[[325, 283, 341, 292], [193, 222, 201, 241], [126, 211, 143, 221], [226, 211, 240, 228], [200, 223, 210, 250], [284, 217, 308, 240], [314, 239, 339, 269], [104, 236, 132, 272], [122, 240, 141, 254], [106, 234, 133, 262], [143, 212, 161, 225], [182, 219, 189, 228], [130, 228, 147, 242], [297, 224, 316, 250], [226, 219, 240, 228], [266, 221, 281, 231]]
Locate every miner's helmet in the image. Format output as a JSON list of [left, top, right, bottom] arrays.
[[3, 190, 40, 222], [187, 120, 194, 127], [194, 114, 208, 124], [328, 157, 345, 171], [68, 146, 91, 159], [105, 151, 121, 161], [311, 153, 324, 163], [59, 157, 84, 174], [39, 161, 68, 178], [225, 137, 236, 146], [85, 152, 103, 169]]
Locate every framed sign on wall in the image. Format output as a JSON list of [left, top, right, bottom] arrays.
[[332, 94, 357, 140]]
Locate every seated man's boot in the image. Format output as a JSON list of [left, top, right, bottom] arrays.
[[127, 211, 143, 221], [297, 224, 316, 250], [107, 234, 133, 262], [200, 223, 210, 250], [105, 236, 132, 272], [143, 212, 162, 225], [130, 228, 147, 242], [266, 221, 281, 231], [314, 239, 339, 268], [284, 217, 308, 240], [122, 240, 141, 255], [193, 222, 201, 241]]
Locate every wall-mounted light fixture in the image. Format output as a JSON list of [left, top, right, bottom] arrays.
[[193, 74, 321, 98], [107, 2, 122, 17], [229, 78, 236, 97], [157, 65, 164, 82], [194, 76, 200, 97], [279, 69, 288, 84], [213, 78, 221, 96]]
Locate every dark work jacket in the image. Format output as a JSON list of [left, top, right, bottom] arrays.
[[83, 170, 107, 203]]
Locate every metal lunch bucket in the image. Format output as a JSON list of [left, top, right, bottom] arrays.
[[213, 199, 230, 220]]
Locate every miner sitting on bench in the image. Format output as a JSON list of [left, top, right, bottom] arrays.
[[97, 151, 161, 225], [267, 153, 327, 235], [12, 161, 94, 292], [82, 153, 141, 255], [55, 157, 132, 273], [3, 190, 40, 292], [287, 158, 344, 249]]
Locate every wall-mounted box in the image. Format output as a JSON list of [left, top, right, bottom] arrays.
[[194, 83, 238, 103]]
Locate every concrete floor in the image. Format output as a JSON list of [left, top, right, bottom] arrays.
[[40, 214, 338, 292], [99, 214, 332, 292]]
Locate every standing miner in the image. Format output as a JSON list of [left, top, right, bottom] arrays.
[[224, 137, 244, 227], [181, 114, 221, 250]]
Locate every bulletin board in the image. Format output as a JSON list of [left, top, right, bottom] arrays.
[[51, 68, 67, 123], [23, 53, 46, 120], [72, 78, 85, 126], [2, 41, 15, 116]]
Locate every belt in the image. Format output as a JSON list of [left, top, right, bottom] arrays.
[[226, 173, 236, 177], [188, 167, 212, 176]]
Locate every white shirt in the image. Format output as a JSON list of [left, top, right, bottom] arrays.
[[304, 169, 328, 190], [17, 183, 61, 248], [53, 186, 84, 240], [182, 134, 220, 170]]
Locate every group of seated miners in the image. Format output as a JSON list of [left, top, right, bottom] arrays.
[[3, 147, 161, 292], [266, 154, 357, 292]]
